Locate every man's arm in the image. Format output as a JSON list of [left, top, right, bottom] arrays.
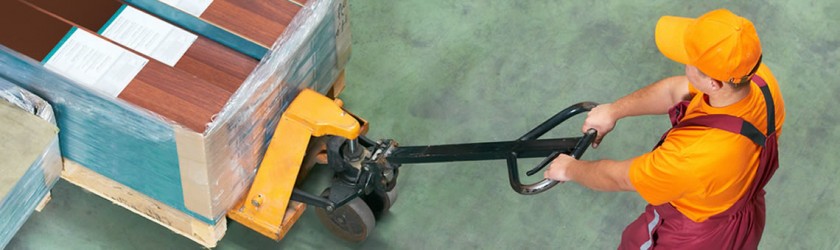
[[546, 76, 689, 191], [545, 155, 635, 192], [583, 76, 690, 147], [608, 75, 691, 118]]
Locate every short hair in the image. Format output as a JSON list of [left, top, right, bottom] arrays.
[[696, 68, 750, 91]]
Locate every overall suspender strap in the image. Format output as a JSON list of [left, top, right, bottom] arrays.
[[751, 75, 776, 135], [674, 75, 775, 145], [675, 115, 765, 147]]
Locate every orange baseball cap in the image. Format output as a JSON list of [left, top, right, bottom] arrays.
[[655, 9, 762, 84]]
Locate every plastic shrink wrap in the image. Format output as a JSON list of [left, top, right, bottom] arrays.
[[0, 78, 62, 249], [0, 0, 350, 246]]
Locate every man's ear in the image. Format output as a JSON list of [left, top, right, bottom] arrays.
[[708, 78, 724, 91]]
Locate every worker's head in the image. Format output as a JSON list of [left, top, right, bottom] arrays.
[[655, 9, 762, 90]]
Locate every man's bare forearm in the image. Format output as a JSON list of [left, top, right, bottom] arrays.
[[566, 159, 635, 192], [609, 76, 690, 119]]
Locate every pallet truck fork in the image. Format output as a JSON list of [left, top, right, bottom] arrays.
[[228, 88, 598, 242]]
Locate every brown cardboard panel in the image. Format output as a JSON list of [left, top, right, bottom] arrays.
[[201, 0, 302, 47], [119, 75, 218, 132], [18, 0, 122, 29], [226, 0, 299, 30], [0, 1, 73, 61], [0, 0, 232, 132], [180, 36, 257, 93], [131, 63, 233, 132], [19, 0, 259, 94]]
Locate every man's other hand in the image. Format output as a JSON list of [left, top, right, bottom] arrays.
[[545, 154, 577, 182], [582, 103, 618, 148]]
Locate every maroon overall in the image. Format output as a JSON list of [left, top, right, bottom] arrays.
[[618, 75, 779, 250]]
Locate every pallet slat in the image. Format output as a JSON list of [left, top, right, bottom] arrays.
[[62, 160, 226, 248]]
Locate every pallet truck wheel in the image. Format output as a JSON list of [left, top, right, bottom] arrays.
[[361, 184, 399, 219], [315, 189, 376, 242], [387, 185, 398, 208]]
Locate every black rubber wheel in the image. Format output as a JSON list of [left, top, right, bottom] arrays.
[[387, 185, 398, 207], [315, 189, 376, 242], [361, 184, 399, 219]]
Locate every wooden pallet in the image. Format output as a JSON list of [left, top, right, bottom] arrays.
[[62, 159, 316, 247], [326, 68, 346, 99], [61, 160, 227, 248], [58, 73, 346, 247], [34, 191, 51, 212]]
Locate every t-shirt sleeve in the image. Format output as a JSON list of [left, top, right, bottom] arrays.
[[628, 138, 697, 205]]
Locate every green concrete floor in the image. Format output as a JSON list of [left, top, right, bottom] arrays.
[[8, 0, 840, 249]]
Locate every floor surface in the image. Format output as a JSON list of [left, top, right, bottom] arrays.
[[8, 1, 840, 249]]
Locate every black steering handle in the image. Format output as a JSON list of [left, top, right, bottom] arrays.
[[507, 102, 598, 195]]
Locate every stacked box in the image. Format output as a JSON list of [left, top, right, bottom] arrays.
[[0, 0, 350, 245], [0, 0, 242, 132], [0, 79, 62, 249]]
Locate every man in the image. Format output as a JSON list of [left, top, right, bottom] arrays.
[[544, 9, 785, 249]]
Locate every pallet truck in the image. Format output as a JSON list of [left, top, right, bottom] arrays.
[[227, 88, 598, 242]]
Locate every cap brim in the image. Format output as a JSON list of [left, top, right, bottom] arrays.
[[655, 16, 693, 64]]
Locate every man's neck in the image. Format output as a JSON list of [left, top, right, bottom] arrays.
[[707, 85, 751, 108]]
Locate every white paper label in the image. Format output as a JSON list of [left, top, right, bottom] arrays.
[[100, 5, 197, 66], [44, 28, 148, 98], [158, 0, 213, 16]]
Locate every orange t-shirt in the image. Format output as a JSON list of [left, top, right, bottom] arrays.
[[628, 64, 785, 222]]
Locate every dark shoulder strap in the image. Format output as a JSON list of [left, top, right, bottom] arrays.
[[673, 74, 776, 147], [751, 75, 776, 135], [675, 115, 766, 147]]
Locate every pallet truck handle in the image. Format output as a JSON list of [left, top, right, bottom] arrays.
[[507, 102, 598, 195], [571, 128, 598, 159], [526, 128, 597, 176]]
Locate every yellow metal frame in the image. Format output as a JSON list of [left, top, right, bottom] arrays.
[[228, 88, 361, 240]]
